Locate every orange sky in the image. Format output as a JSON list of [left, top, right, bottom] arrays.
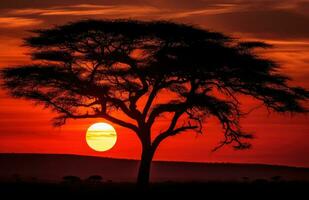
[[0, 0, 308, 167]]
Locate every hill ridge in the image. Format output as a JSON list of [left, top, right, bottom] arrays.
[[1, 153, 309, 182], [2, 152, 307, 169]]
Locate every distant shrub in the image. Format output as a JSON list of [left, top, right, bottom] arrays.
[[62, 175, 81, 183], [30, 177, 38, 182], [253, 178, 269, 184], [271, 176, 282, 182], [12, 174, 22, 182], [86, 175, 103, 183]]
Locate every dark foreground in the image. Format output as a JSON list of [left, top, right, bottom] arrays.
[[1, 180, 308, 198], [2, 154, 309, 182]]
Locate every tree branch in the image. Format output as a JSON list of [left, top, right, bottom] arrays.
[[69, 112, 139, 133], [146, 103, 186, 128], [35, 94, 139, 133], [105, 96, 138, 119], [152, 125, 198, 150], [142, 86, 158, 120]]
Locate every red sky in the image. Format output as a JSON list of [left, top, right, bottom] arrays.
[[0, 0, 308, 167]]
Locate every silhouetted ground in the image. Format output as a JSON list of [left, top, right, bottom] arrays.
[[2, 154, 309, 198], [1, 180, 308, 198], [2, 154, 309, 182]]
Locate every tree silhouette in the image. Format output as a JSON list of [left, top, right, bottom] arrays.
[[1, 19, 308, 188], [87, 175, 103, 184], [62, 175, 81, 183]]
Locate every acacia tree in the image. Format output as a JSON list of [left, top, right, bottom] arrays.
[[1, 19, 308, 187]]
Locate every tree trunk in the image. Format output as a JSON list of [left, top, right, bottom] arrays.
[[137, 146, 154, 189]]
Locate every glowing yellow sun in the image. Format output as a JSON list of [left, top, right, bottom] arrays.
[[86, 123, 117, 152]]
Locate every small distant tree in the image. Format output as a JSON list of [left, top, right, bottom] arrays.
[[12, 173, 22, 182], [271, 176, 282, 182], [87, 175, 103, 183], [62, 175, 81, 183], [242, 176, 249, 182], [1, 19, 308, 188]]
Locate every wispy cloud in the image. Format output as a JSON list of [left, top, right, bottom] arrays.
[[0, 17, 42, 28], [164, 4, 239, 19], [8, 4, 161, 17], [6, 3, 242, 19], [8, 8, 52, 15]]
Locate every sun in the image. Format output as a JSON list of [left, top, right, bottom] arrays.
[[86, 123, 117, 152]]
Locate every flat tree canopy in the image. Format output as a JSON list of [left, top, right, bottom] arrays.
[[1, 19, 308, 186]]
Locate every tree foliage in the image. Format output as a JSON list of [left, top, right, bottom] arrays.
[[2, 19, 308, 151]]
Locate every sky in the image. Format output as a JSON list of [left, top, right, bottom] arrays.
[[0, 0, 308, 167]]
